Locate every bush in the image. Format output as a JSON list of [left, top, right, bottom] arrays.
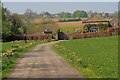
[[58, 18, 81, 22], [47, 38, 52, 42]]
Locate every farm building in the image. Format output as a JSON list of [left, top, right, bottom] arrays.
[[82, 15, 111, 32], [108, 17, 120, 35], [110, 17, 119, 26]]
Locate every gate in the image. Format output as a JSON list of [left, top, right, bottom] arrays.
[[58, 32, 69, 40]]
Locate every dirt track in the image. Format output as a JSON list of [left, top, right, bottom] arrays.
[[8, 41, 83, 79]]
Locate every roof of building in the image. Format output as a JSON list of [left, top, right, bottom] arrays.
[[110, 17, 118, 23], [84, 15, 108, 22]]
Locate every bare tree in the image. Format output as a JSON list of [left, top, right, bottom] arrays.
[[24, 9, 32, 43]]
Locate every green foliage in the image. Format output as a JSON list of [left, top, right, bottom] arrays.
[[18, 27, 24, 34], [103, 13, 109, 18], [72, 10, 88, 18], [43, 12, 50, 18], [58, 18, 80, 22], [2, 20, 12, 40], [53, 36, 118, 78], [47, 38, 52, 42], [83, 26, 89, 33], [0, 3, 2, 23], [99, 24, 109, 31], [10, 13, 23, 35], [61, 12, 72, 18], [2, 6, 24, 42]]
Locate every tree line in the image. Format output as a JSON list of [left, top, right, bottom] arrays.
[[1, 4, 31, 42], [1, 5, 58, 42], [23, 10, 89, 19], [2, 7, 23, 42], [23, 10, 118, 19]]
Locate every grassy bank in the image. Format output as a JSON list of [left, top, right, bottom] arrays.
[[1, 40, 46, 79], [53, 36, 118, 78]]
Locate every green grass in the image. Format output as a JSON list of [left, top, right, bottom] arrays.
[[2, 41, 29, 52], [59, 26, 83, 33], [1, 40, 46, 79], [53, 36, 118, 78]]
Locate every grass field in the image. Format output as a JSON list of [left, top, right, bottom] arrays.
[[28, 25, 83, 34], [53, 36, 118, 78], [2, 41, 31, 52], [57, 21, 83, 33], [1, 40, 46, 79]]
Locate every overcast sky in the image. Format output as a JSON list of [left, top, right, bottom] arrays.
[[3, 2, 118, 14]]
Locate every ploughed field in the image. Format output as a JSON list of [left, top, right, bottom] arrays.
[[28, 18, 83, 34], [53, 36, 118, 78]]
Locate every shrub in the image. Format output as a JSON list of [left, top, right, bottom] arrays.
[[58, 18, 81, 22]]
